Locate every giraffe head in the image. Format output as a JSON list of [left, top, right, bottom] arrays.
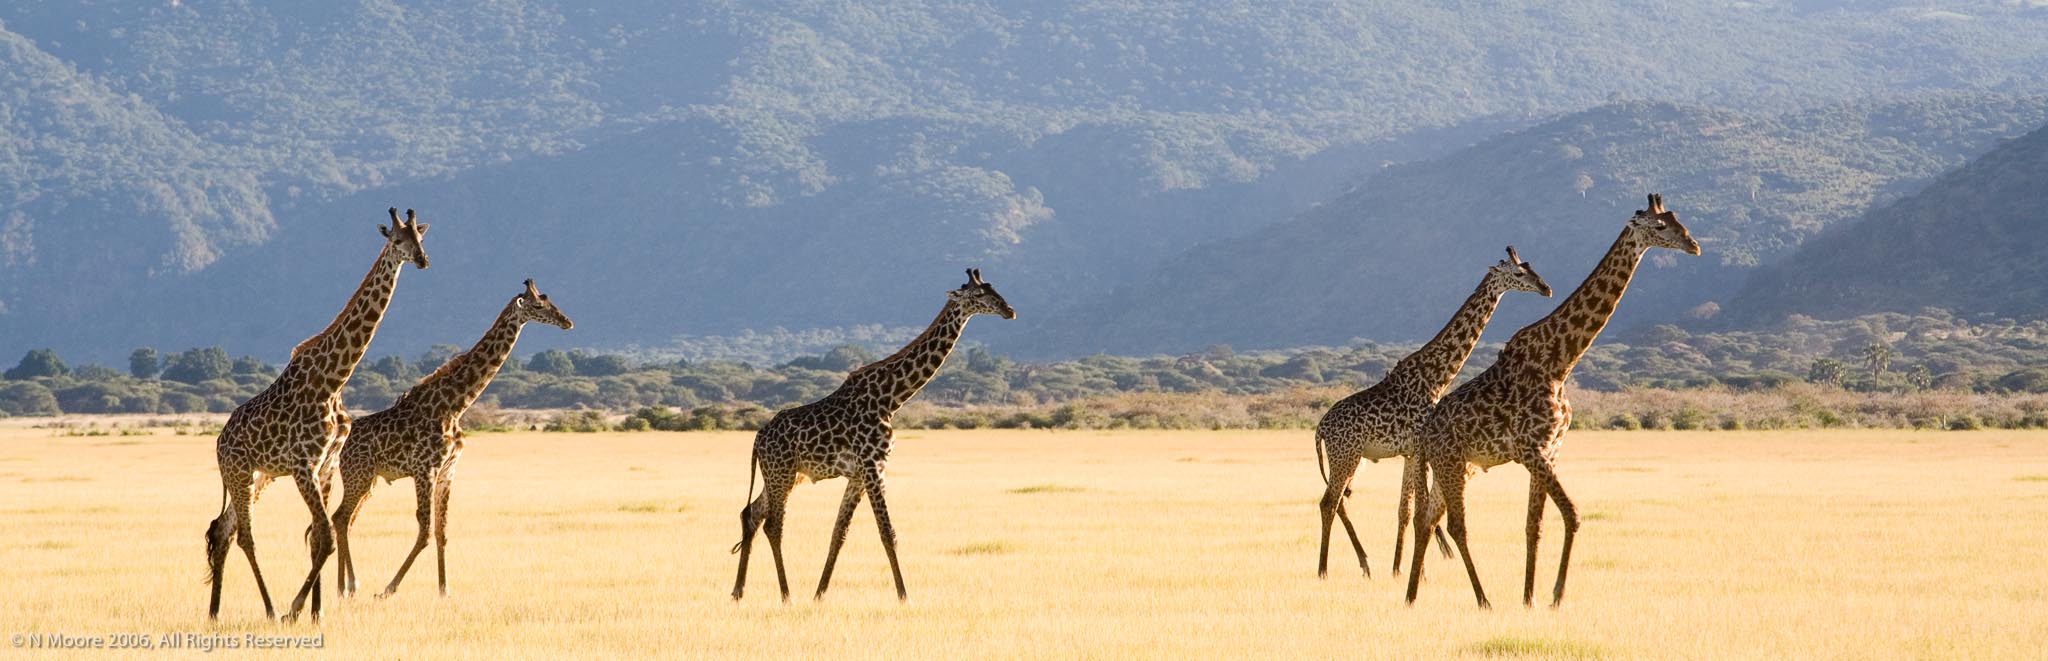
[[511, 279, 575, 330], [947, 268, 1016, 319], [1488, 246, 1552, 297], [1626, 194, 1701, 255], [378, 207, 432, 269]]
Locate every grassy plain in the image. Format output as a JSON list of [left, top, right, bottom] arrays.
[[2, 419, 2046, 658]]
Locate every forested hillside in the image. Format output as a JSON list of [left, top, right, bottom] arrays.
[[5, 2, 2048, 360], [1017, 97, 2048, 355], [1725, 122, 2048, 324]]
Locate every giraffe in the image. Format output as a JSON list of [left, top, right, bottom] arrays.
[[331, 279, 573, 600], [1315, 247, 1552, 580], [730, 268, 1016, 602], [204, 208, 430, 622], [1403, 194, 1698, 608]]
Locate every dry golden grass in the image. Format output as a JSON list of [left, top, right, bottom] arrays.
[[2, 421, 2046, 658]]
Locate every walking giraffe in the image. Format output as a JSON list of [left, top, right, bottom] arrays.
[[205, 208, 430, 622], [331, 279, 574, 599], [731, 269, 1016, 602], [1315, 247, 1552, 580], [1404, 194, 1698, 608]]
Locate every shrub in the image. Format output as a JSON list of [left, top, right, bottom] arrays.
[[544, 410, 610, 432]]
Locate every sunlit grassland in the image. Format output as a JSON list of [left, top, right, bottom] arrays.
[[2, 422, 2045, 658]]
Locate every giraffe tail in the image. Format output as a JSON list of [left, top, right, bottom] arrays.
[[203, 485, 232, 585], [730, 450, 759, 555], [1313, 429, 1351, 498]]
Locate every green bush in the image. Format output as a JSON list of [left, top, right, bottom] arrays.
[[544, 410, 610, 433]]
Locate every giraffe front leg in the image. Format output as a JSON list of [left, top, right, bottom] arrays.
[[813, 478, 866, 601], [282, 469, 335, 623], [1435, 459, 1489, 609], [1523, 476, 1547, 607], [1402, 462, 1438, 604], [863, 468, 908, 601], [378, 476, 434, 599], [433, 475, 452, 596]]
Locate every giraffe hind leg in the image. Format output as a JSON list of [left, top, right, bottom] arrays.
[[378, 476, 434, 599], [1436, 460, 1490, 608], [331, 466, 375, 598], [1317, 448, 1363, 579], [282, 469, 335, 623], [225, 472, 279, 621], [733, 473, 793, 601]]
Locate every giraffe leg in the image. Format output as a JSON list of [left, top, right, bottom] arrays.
[[732, 474, 793, 601], [377, 476, 434, 599], [1392, 456, 1420, 576], [1527, 456, 1580, 607], [813, 478, 866, 600], [730, 493, 765, 600], [282, 469, 335, 623], [1522, 476, 1547, 606], [1437, 461, 1490, 608], [863, 469, 908, 601], [331, 466, 374, 598], [764, 478, 793, 601], [208, 470, 269, 621], [433, 475, 452, 596], [1429, 487, 1455, 558], [1334, 503, 1371, 580], [1317, 450, 1366, 579], [1402, 463, 1439, 603]]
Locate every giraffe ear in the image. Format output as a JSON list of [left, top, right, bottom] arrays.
[[379, 225, 391, 238], [413, 222, 430, 235]]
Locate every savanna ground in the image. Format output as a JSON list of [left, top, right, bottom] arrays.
[[2, 418, 2046, 659]]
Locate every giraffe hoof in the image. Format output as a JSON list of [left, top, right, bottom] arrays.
[[375, 590, 395, 600]]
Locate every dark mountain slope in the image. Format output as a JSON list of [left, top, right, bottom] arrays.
[[1726, 124, 2048, 324], [1011, 98, 2048, 357]]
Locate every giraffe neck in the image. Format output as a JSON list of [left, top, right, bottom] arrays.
[[834, 301, 971, 415], [1502, 229, 1650, 383], [1381, 275, 1508, 402], [285, 243, 407, 394], [397, 299, 526, 421]]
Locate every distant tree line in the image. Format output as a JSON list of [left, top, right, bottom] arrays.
[[6, 310, 2048, 427]]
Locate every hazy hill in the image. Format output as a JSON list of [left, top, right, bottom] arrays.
[[1725, 123, 2048, 324], [6, 2, 2048, 360], [1011, 98, 2048, 356]]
